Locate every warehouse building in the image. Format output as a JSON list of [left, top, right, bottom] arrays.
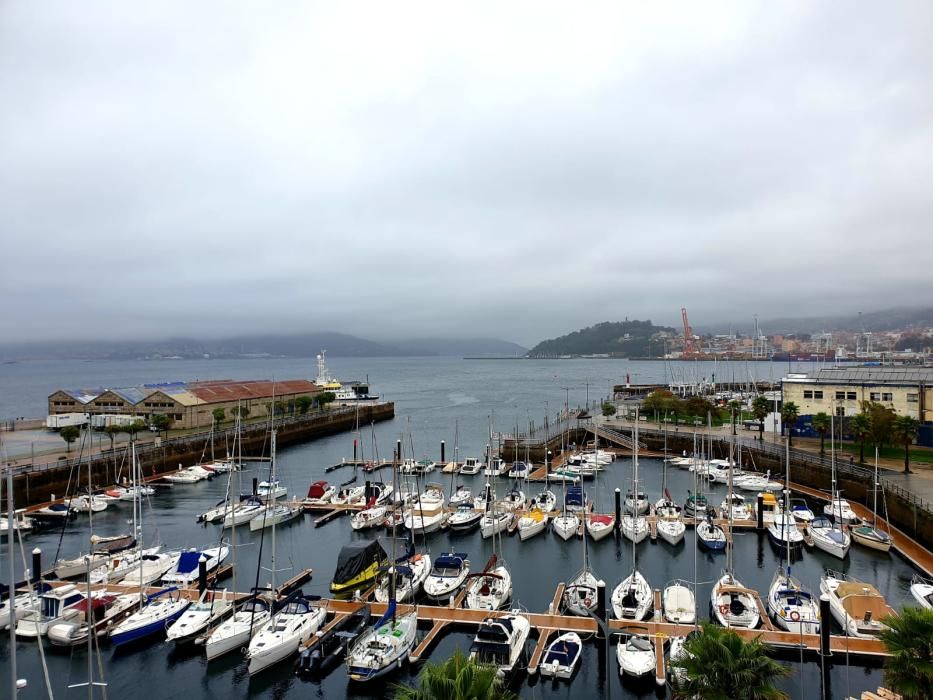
[[48, 378, 322, 430]]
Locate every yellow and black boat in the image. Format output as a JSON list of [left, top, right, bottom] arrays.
[[330, 540, 388, 597]]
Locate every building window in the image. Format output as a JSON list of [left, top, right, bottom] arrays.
[[836, 406, 845, 417], [847, 392, 856, 400], [835, 391, 845, 400], [908, 393, 919, 403], [174, 413, 183, 421], [813, 391, 823, 399], [882, 392, 893, 402], [803, 390, 813, 399], [870, 392, 881, 401]]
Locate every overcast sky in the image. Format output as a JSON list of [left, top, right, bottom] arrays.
[[2, 2, 932, 347]]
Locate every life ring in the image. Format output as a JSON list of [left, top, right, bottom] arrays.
[[719, 604, 729, 616], [789, 610, 801, 622]]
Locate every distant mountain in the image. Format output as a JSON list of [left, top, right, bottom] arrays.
[[0, 332, 525, 361], [527, 320, 675, 358], [390, 337, 527, 357], [698, 306, 933, 336]]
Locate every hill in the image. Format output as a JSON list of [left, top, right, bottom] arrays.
[[527, 320, 675, 358], [698, 306, 933, 336], [390, 337, 527, 357]]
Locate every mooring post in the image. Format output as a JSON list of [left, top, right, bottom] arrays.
[[596, 579, 607, 631], [396, 440, 402, 464], [819, 594, 831, 658], [353, 438, 357, 462], [198, 555, 208, 595], [31, 548, 42, 584], [756, 494, 764, 530], [252, 477, 258, 497], [614, 488, 622, 530], [440, 441, 445, 463]]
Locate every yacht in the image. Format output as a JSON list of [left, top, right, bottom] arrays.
[[909, 575, 933, 610], [351, 504, 388, 531], [617, 634, 656, 679], [697, 516, 726, 551], [109, 587, 190, 647], [552, 511, 579, 541], [480, 511, 513, 539], [720, 493, 753, 521], [529, 488, 558, 514], [564, 568, 598, 617], [246, 593, 326, 675], [810, 515, 850, 559], [47, 593, 139, 647], [753, 492, 782, 525], [823, 497, 859, 524], [165, 590, 233, 644], [767, 569, 820, 635], [460, 457, 483, 475], [222, 497, 266, 528], [447, 504, 483, 532], [767, 512, 804, 551], [655, 497, 686, 546], [585, 513, 615, 541], [345, 604, 418, 682], [518, 508, 549, 541], [711, 572, 759, 629], [374, 555, 431, 603], [821, 571, 894, 638], [540, 631, 582, 679], [624, 491, 648, 515], [448, 485, 473, 507], [789, 498, 815, 523], [204, 594, 272, 660], [15, 584, 86, 638], [423, 552, 470, 601], [469, 614, 530, 677], [161, 546, 229, 586], [256, 479, 287, 501], [464, 555, 512, 610], [303, 480, 335, 506], [611, 570, 652, 621], [403, 484, 447, 533], [249, 503, 301, 531], [621, 514, 648, 544]]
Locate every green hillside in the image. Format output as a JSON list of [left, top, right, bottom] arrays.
[[527, 320, 675, 358]]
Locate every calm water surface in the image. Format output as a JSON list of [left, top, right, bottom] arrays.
[[0, 357, 910, 699]]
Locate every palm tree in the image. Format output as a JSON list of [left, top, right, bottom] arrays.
[[393, 649, 517, 700], [671, 623, 790, 699], [811, 412, 831, 456], [780, 402, 800, 447], [892, 415, 921, 475], [880, 606, 933, 699], [729, 400, 742, 435], [851, 412, 872, 464], [752, 395, 771, 441]]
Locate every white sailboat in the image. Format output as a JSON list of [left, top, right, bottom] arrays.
[[464, 554, 512, 611], [246, 591, 326, 675], [810, 414, 851, 559], [621, 419, 649, 544], [564, 471, 599, 617], [851, 447, 893, 552], [656, 432, 685, 545], [820, 570, 895, 638]]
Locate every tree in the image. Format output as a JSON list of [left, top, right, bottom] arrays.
[[643, 389, 675, 419], [862, 401, 897, 453], [601, 401, 617, 417], [295, 395, 314, 415], [273, 400, 288, 416], [60, 425, 80, 453], [780, 402, 800, 447], [893, 415, 921, 474], [671, 623, 790, 699], [121, 420, 148, 439], [316, 391, 336, 410], [212, 407, 225, 426], [151, 413, 172, 433], [752, 395, 771, 441], [880, 606, 933, 700], [851, 411, 872, 464], [728, 400, 742, 435], [231, 404, 251, 419], [811, 412, 831, 456], [393, 649, 517, 700]]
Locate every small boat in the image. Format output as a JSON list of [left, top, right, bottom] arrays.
[[374, 555, 431, 603], [710, 573, 759, 629], [469, 613, 530, 677], [459, 457, 483, 475], [754, 492, 782, 525], [303, 480, 335, 505], [480, 511, 513, 539], [620, 514, 648, 544], [15, 583, 86, 638], [246, 592, 326, 675], [909, 575, 933, 610], [585, 513, 615, 541], [662, 580, 696, 625], [330, 540, 388, 597], [789, 498, 815, 523], [539, 631, 582, 679], [346, 602, 418, 682], [767, 568, 819, 635], [165, 590, 233, 644], [447, 505, 483, 533], [161, 546, 229, 586], [423, 552, 470, 601], [767, 513, 804, 550], [351, 505, 388, 531], [464, 555, 512, 610], [528, 489, 558, 514], [552, 512, 579, 541], [518, 508, 549, 541], [809, 516, 850, 559], [820, 570, 894, 638], [64, 494, 109, 513], [31, 502, 77, 526], [611, 569, 652, 621], [222, 497, 267, 528], [617, 633, 656, 678], [109, 587, 190, 647], [204, 594, 272, 660], [507, 461, 529, 479], [0, 509, 35, 538], [256, 479, 287, 501], [624, 491, 648, 515], [46, 593, 139, 647], [296, 605, 370, 677], [249, 504, 301, 531], [823, 497, 859, 524], [720, 493, 753, 521], [448, 485, 473, 507], [564, 568, 598, 617]]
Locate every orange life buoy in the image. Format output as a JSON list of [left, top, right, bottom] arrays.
[[790, 610, 801, 622], [719, 604, 729, 616]]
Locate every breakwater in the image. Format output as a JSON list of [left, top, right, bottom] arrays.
[[9, 402, 395, 507]]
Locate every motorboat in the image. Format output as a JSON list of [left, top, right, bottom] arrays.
[[330, 540, 388, 597], [753, 492, 782, 525], [346, 603, 417, 682], [540, 631, 582, 679], [621, 514, 648, 544], [662, 580, 696, 625], [683, 493, 708, 519], [331, 484, 367, 506], [53, 533, 137, 579], [480, 511, 513, 539], [469, 613, 530, 677], [46, 593, 139, 647], [412, 459, 436, 474], [564, 568, 598, 617], [809, 516, 850, 559], [517, 508, 549, 541], [448, 485, 473, 507], [552, 512, 579, 541], [64, 494, 109, 513], [617, 634, 656, 678], [161, 546, 229, 586], [0, 509, 35, 538], [507, 461, 529, 479], [909, 575, 933, 610], [448, 505, 483, 532], [15, 583, 86, 638], [734, 471, 782, 493], [399, 458, 419, 474], [464, 555, 512, 610], [550, 469, 581, 483], [31, 502, 77, 526], [162, 467, 205, 484], [720, 493, 753, 521], [256, 479, 287, 501], [768, 569, 819, 635], [204, 594, 272, 660], [365, 481, 394, 506], [789, 498, 815, 523], [710, 573, 759, 629], [403, 484, 446, 534], [459, 457, 483, 475], [767, 512, 804, 550], [624, 491, 648, 515], [296, 605, 370, 677], [423, 552, 470, 601], [303, 481, 335, 505], [823, 497, 859, 524], [611, 570, 652, 620], [484, 458, 506, 477], [374, 556, 431, 603], [90, 547, 177, 586], [109, 587, 190, 647], [1, 586, 43, 630], [165, 590, 233, 644], [246, 592, 326, 675], [249, 503, 301, 531], [820, 571, 894, 638], [586, 513, 615, 541]]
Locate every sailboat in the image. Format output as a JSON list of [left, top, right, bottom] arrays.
[[246, 590, 326, 675], [851, 447, 893, 552], [767, 429, 820, 634], [621, 418, 648, 544], [820, 570, 895, 638], [662, 580, 696, 625], [464, 553, 513, 611], [655, 427, 686, 545], [810, 413, 851, 559], [564, 472, 599, 617], [166, 588, 233, 645], [585, 432, 615, 541]]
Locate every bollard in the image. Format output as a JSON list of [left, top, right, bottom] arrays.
[[614, 488, 622, 530], [198, 555, 208, 595], [819, 594, 831, 659], [32, 548, 42, 584], [484, 483, 492, 513], [353, 438, 357, 462], [595, 579, 607, 630], [252, 477, 258, 496], [396, 440, 402, 463], [440, 441, 445, 463], [756, 494, 764, 530]]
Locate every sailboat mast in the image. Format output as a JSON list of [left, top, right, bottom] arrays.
[[632, 409, 639, 572], [6, 470, 17, 699], [785, 423, 791, 569], [270, 429, 277, 593], [873, 445, 880, 523]]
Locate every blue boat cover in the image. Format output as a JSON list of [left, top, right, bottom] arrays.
[[566, 486, 584, 506], [175, 551, 202, 575], [435, 553, 467, 568], [374, 599, 396, 629]]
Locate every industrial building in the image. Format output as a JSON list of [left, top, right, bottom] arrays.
[[47, 379, 322, 430]]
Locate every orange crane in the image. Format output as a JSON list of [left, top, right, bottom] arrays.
[[681, 307, 698, 357]]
